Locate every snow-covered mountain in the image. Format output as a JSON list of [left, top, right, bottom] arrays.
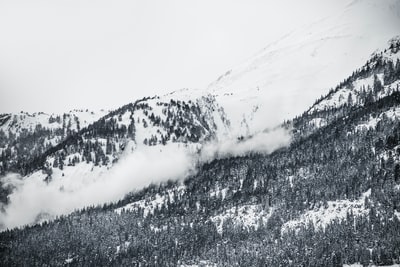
[[0, 93, 231, 228], [1, 0, 400, 236], [2, 1, 400, 265], [116, 36, 400, 240], [0, 93, 228, 172], [3, 35, 400, 264], [2, 0, 399, 173], [206, 0, 400, 135]]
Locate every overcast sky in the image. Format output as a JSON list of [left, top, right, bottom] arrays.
[[0, 0, 346, 113]]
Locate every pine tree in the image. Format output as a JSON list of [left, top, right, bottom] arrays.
[[373, 74, 383, 94]]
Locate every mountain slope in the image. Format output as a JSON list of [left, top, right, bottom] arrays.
[[293, 37, 400, 137], [207, 0, 400, 135], [1, 1, 400, 265], [1, 35, 400, 266], [0, 93, 230, 229], [0, 109, 107, 174]]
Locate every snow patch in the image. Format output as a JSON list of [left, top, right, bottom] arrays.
[[395, 210, 400, 221], [115, 186, 186, 217], [282, 189, 371, 233], [179, 260, 218, 267], [356, 106, 400, 132], [308, 118, 327, 129], [211, 204, 273, 234]]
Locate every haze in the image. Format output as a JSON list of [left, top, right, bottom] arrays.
[[0, 0, 346, 113]]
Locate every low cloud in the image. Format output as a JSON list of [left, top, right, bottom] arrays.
[[0, 127, 291, 230], [0, 143, 195, 230], [200, 126, 291, 161]]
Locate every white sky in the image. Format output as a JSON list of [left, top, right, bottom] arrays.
[[0, 0, 346, 113]]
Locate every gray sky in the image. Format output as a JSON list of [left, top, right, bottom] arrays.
[[0, 0, 346, 113]]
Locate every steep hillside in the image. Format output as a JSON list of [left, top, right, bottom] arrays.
[[293, 37, 400, 137], [0, 109, 107, 174], [0, 93, 228, 174], [1, 37, 400, 266], [0, 93, 229, 228], [207, 0, 400, 135]]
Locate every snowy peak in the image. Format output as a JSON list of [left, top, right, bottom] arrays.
[[89, 93, 229, 146], [206, 0, 400, 134]]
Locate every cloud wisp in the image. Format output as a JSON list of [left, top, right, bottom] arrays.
[[199, 126, 292, 161], [0, 127, 291, 230]]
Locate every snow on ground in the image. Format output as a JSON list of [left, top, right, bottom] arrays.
[[179, 260, 218, 267], [209, 187, 229, 200], [116, 241, 131, 254], [115, 194, 165, 217], [353, 75, 375, 94], [68, 109, 108, 128], [355, 115, 380, 132], [65, 258, 74, 264], [1, 112, 62, 135], [0, 90, 230, 230], [44, 136, 61, 147], [132, 94, 228, 146], [135, 109, 164, 146], [163, 88, 206, 102], [281, 189, 371, 234], [196, 95, 231, 141], [308, 117, 327, 129], [115, 185, 186, 216], [114, 110, 132, 129], [395, 210, 400, 221], [356, 106, 400, 132], [0, 109, 107, 137], [210, 204, 273, 234], [310, 87, 353, 113], [309, 69, 399, 114]]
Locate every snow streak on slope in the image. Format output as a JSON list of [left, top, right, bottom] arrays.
[[207, 0, 400, 135], [355, 106, 400, 132], [210, 204, 274, 234], [281, 189, 371, 233], [114, 185, 186, 216]]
